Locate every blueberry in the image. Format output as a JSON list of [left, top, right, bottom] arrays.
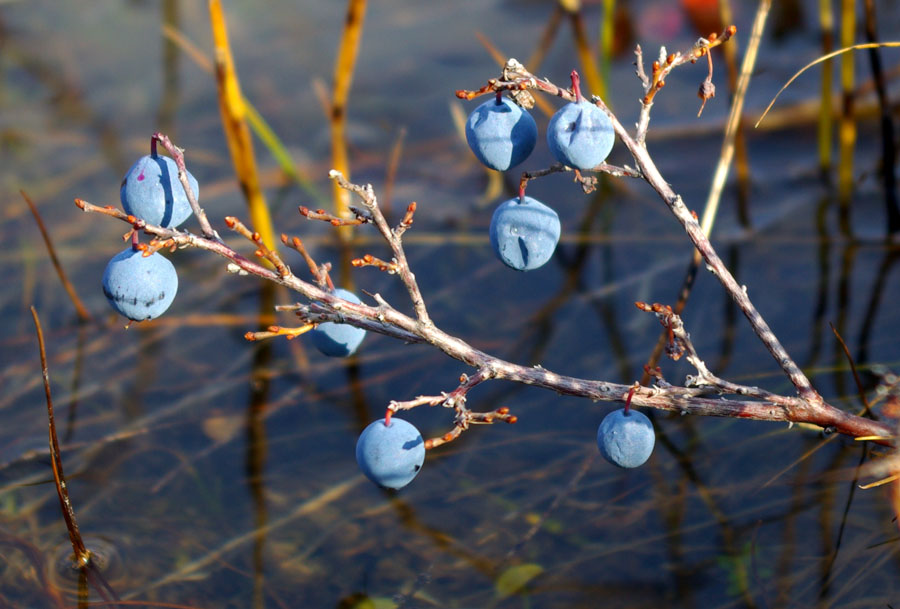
[[120, 154, 198, 228], [489, 196, 561, 271], [102, 248, 178, 321], [597, 408, 655, 468], [356, 417, 425, 489], [310, 288, 366, 357], [546, 101, 614, 171], [465, 97, 537, 171]]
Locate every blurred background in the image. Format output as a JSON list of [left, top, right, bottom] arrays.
[[1, 0, 900, 607]]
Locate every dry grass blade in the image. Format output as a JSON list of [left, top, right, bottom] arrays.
[[22, 190, 92, 322], [30, 306, 91, 566], [755, 42, 900, 128], [209, 0, 277, 251], [830, 322, 872, 416], [700, 0, 770, 237]]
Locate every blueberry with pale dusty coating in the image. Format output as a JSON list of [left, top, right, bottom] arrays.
[[356, 417, 425, 489], [597, 408, 655, 468], [489, 196, 561, 271], [102, 248, 178, 321], [310, 288, 367, 357], [547, 71, 614, 171], [120, 154, 198, 228], [465, 97, 537, 171]]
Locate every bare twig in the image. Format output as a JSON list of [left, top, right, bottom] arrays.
[[152, 132, 218, 241], [328, 170, 431, 326], [72, 193, 895, 443]]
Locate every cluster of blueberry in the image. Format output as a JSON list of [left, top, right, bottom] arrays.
[[101, 153, 195, 322], [103, 125, 647, 490], [103, 150, 370, 363], [464, 74, 614, 272]]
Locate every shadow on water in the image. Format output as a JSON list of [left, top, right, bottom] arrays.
[[2, 1, 900, 608]]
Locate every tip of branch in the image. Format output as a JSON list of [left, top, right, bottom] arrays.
[[328, 169, 342, 180]]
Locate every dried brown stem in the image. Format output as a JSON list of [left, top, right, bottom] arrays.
[[30, 306, 91, 567], [22, 190, 92, 322]]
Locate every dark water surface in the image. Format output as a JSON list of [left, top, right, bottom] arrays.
[[2, 1, 900, 607]]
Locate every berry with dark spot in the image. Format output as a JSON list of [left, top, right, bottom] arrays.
[[102, 248, 178, 321], [120, 154, 198, 228], [356, 417, 425, 489]]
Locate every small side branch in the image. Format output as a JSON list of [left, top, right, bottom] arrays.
[[152, 132, 219, 241], [328, 170, 431, 326]]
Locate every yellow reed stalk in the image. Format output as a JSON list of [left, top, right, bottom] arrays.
[[209, 0, 277, 252], [818, 0, 834, 172], [568, 9, 605, 102], [701, 0, 770, 238], [838, 0, 856, 218], [599, 0, 614, 97], [330, 0, 368, 239]]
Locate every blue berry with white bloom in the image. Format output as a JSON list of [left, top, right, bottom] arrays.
[[597, 408, 655, 468], [489, 195, 561, 271], [546, 71, 614, 171], [102, 247, 178, 321], [310, 288, 366, 357], [120, 153, 198, 228], [465, 96, 537, 171], [356, 417, 425, 489]]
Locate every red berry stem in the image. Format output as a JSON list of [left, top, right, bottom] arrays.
[[384, 407, 393, 426], [495, 90, 503, 104], [150, 134, 158, 157], [624, 385, 635, 415], [571, 70, 583, 103]]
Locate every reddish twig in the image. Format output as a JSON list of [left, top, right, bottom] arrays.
[[152, 132, 218, 240], [280, 233, 332, 288], [298, 205, 370, 226], [223, 216, 290, 278]]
